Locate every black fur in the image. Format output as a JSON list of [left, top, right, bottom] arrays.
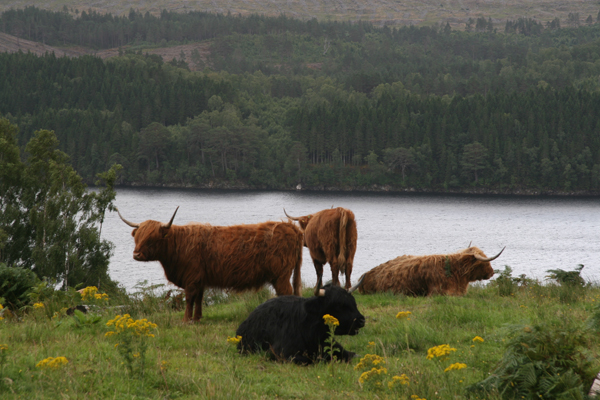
[[236, 285, 365, 364]]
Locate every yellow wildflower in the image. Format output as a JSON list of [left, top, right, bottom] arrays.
[[354, 354, 386, 371], [426, 344, 456, 360], [444, 362, 467, 372], [396, 311, 412, 320], [411, 395, 426, 400], [105, 314, 157, 337], [472, 336, 484, 343], [36, 356, 69, 370], [0, 344, 7, 351], [80, 286, 98, 301], [358, 367, 388, 384], [33, 302, 44, 309], [160, 360, 170, 371], [227, 335, 242, 344], [322, 314, 339, 327], [94, 293, 109, 301], [388, 374, 410, 388]]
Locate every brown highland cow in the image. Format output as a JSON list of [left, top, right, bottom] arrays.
[[359, 246, 504, 296], [284, 207, 358, 296], [118, 207, 304, 321]]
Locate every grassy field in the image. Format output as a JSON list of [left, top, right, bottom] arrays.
[[2, 0, 600, 29], [0, 275, 599, 399]]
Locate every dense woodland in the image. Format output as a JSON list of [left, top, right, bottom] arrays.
[[2, 7, 600, 193]]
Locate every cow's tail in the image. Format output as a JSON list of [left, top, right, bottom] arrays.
[[292, 229, 303, 296], [338, 208, 348, 274]]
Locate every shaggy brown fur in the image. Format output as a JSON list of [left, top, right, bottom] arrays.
[[125, 215, 304, 321], [359, 246, 499, 296], [286, 208, 357, 296]]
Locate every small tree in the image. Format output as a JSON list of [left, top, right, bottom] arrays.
[[0, 119, 120, 290]]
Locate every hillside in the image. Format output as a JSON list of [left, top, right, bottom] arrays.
[[1, 0, 599, 29], [0, 31, 211, 70]]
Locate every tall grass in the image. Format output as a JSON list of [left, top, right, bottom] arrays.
[[0, 280, 598, 399]]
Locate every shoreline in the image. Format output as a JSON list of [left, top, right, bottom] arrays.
[[108, 181, 600, 198]]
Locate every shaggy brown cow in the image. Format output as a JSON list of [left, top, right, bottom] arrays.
[[118, 207, 304, 321], [284, 207, 357, 296], [358, 246, 504, 296]]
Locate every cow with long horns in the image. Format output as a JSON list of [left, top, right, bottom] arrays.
[[284, 207, 357, 296], [117, 207, 304, 321], [236, 278, 366, 364], [358, 246, 505, 296]]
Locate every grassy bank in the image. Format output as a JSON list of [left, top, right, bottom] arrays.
[[0, 278, 599, 399]]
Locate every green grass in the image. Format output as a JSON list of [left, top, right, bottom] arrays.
[[0, 282, 599, 399]]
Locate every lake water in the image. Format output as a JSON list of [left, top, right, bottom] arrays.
[[102, 188, 600, 292]]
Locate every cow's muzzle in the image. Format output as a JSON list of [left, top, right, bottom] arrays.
[[348, 316, 366, 335], [133, 252, 146, 261]]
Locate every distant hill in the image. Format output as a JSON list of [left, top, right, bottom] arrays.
[[0, 32, 85, 57], [0, 31, 211, 70], [2, 0, 599, 29]]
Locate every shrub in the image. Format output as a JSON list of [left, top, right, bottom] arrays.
[[490, 266, 536, 296], [466, 323, 595, 399], [0, 263, 38, 309], [546, 264, 585, 287]]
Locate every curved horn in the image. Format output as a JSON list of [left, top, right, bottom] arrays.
[[467, 241, 472, 248], [474, 246, 505, 262], [161, 206, 179, 229], [116, 207, 140, 228], [283, 208, 300, 221], [348, 274, 366, 293]]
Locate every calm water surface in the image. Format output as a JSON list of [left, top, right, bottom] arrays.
[[103, 188, 600, 291]]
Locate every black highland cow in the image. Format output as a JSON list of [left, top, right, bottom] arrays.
[[236, 280, 365, 364]]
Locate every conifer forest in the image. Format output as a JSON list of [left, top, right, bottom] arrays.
[[2, 7, 600, 194]]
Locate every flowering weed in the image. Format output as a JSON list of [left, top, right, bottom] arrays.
[[322, 314, 340, 375], [36, 356, 69, 370], [105, 314, 157, 378], [426, 344, 456, 361]]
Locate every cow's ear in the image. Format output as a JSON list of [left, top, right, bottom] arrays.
[[131, 229, 138, 237], [303, 297, 323, 315]]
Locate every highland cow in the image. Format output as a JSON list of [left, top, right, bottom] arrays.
[[359, 246, 504, 296], [284, 207, 357, 295], [236, 279, 365, 364], [118, 207, 303, 321]]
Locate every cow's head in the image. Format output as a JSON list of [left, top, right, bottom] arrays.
[[460, 246, 505, 281], [117, 207, 179, 262], [283, 209, 312, 230], [305, 278, 365, 336]]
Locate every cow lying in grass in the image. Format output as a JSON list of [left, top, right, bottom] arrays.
[[236, 279, 365, 364], [359, 246, 504, 296]]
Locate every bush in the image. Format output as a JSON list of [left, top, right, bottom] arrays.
[[0, 263, 38, 310], [546, 265, 586, 287], [466, 322, 595, 399], [489, 266, 536, 296]]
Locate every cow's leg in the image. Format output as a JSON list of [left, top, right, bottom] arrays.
[[183, 287, 195, 322], [329, 256, 341, 287], [344, 258, 354, 290], [313, 259, 324, 297], [273, 277, 293, 296], [333, 343, 357, 362], [192, 286, 204, 321]]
